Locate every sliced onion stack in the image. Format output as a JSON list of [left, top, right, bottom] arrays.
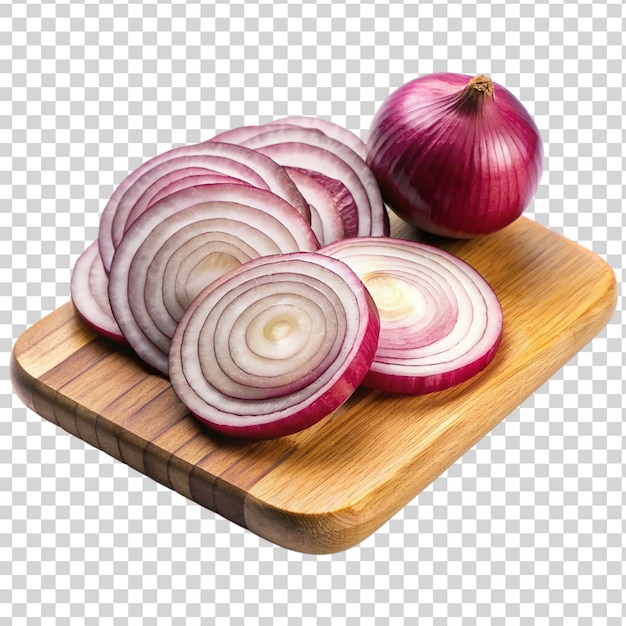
[[98, 141, 310, 272], [213, 125, 389, 238], [70, 240, 126, 344], [168, 252, 381, 440], [66, 109, 512, 441], [320, 237, 503, 394], [108, 183, 320, 375]]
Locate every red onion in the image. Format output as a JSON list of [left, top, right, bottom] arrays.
[[366, 73, 543, 238], [168, 252, 380, 440], [320, 237, 503, 394]]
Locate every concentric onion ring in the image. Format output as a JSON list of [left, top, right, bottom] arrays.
[[108, 183, 319, 375], [320, 237, 503, 394], [144, 171, 249, 208], [168, 252, 381, 440], [98, 141, 310, 272]]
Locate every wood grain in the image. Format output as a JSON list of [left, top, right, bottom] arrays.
[[11, 216, 617, 553]]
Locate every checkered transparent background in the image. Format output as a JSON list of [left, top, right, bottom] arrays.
[[3, 0, 625, 624]]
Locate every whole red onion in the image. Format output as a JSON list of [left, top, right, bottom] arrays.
[[366, 73, 544, 238]]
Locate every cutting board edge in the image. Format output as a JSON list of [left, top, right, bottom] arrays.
[[11, 347, 40, 419]]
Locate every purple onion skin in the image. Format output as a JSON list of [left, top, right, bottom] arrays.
[[366, 73, 544, 238]]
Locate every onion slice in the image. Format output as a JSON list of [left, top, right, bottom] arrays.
[[268, 116, 368, 160], [209, 123, 321, 146], [168, 252, 381, 440], [211, 116, 367, 160], [283, 166, 349, 245], [320, 237, 503, 394], [70, 240, 126, 344], [98, 141, 310, 272], [108, 183, 320, 375], [214, 125, 389, 237]]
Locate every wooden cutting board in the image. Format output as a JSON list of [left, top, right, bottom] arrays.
[[11, 216, 617, 554]]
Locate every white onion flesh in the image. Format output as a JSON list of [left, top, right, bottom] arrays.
[[168, 252, 380, 440], [320, 237, 503, 394], [108, 183, 320, 375]]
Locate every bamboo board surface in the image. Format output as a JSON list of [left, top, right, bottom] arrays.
[[11, 216, 617, 554]]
